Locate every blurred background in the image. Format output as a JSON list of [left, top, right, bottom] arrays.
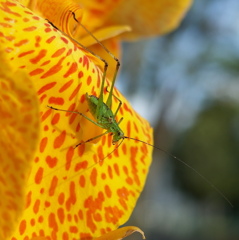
[[118, 0, 239, 239]]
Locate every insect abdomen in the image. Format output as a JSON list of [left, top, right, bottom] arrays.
[[86, 93, 99, 117]]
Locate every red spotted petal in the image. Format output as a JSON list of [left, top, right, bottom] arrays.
[[1, 1, 153, 239]]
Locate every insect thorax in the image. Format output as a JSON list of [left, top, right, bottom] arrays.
[[85, 93, 124, 143]]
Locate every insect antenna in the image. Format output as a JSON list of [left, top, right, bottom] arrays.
[[123, 136, 234, 207]]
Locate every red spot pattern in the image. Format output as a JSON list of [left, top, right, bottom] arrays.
[[122, 143, 127, 155], [25, 191, 32, 209], [65, 147, 74, 171], [84, 192, 105, 233], [69, 83, 82, 101], [46, 156, 57, 168], [30, 49, 47, 64], [48, 96, 64, 105], [46, 35, 56, 43], [87, 76, 92, 86], [58, 193, 65, 205], [48, 212, 58, 232], [83, 55, 90, 69], [41, 108, 51, 122], [38, 82, 57, 95], [63, 62, 78, 78], [60, 37, 68, 44], [41, 57, 65, 78], [90, 168, 97, 186], [59, 79, 73, 93], [75, 160, 88, 172], [79, 175, 85, 188], [127, 120, 131, 137], [32, 16, 40, 21], [78, 70, 83, 78], [51, 47, 66, 58], [104, 185, 112, 198], [57, 208, 65, 224], [18, 50, 34, 57], [65, 182, 76, 211], [123, 102, 133, 115], [29, 68, 44, 76], [105, 206, 123, 224], [35, 167, 43, 184], [113, 163, 120, 176], [35, 35, 41, 47], [49, 176, 58, 197], [40, 137, 47, 153], [42, 60, 50, 68], [51, 113, 60, 125], [30, 218, 35, 226], [19, 220, 26, 235], [77, 143, 85, 157], [14, 39, 29, 47], [33, 199, 40, 214], [23, 26, 37, 31], [130, 147, 141, 186]]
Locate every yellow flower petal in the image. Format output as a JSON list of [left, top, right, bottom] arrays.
[[1, 1, 153, 239], [95, 226, 145, 240], [0, 47, 39, 238]]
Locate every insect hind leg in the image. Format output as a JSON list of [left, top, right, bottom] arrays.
[[105, 86, 123, 119]]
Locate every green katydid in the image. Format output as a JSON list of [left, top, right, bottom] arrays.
[[47, 12, 233, 207]]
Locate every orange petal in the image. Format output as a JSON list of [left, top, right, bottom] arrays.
[[75, 0, 121, 31], [1, 1, 153, 239], [80, 0, 192, 39], [112, 0, 193, 38], [0, 45, 39, 238]]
